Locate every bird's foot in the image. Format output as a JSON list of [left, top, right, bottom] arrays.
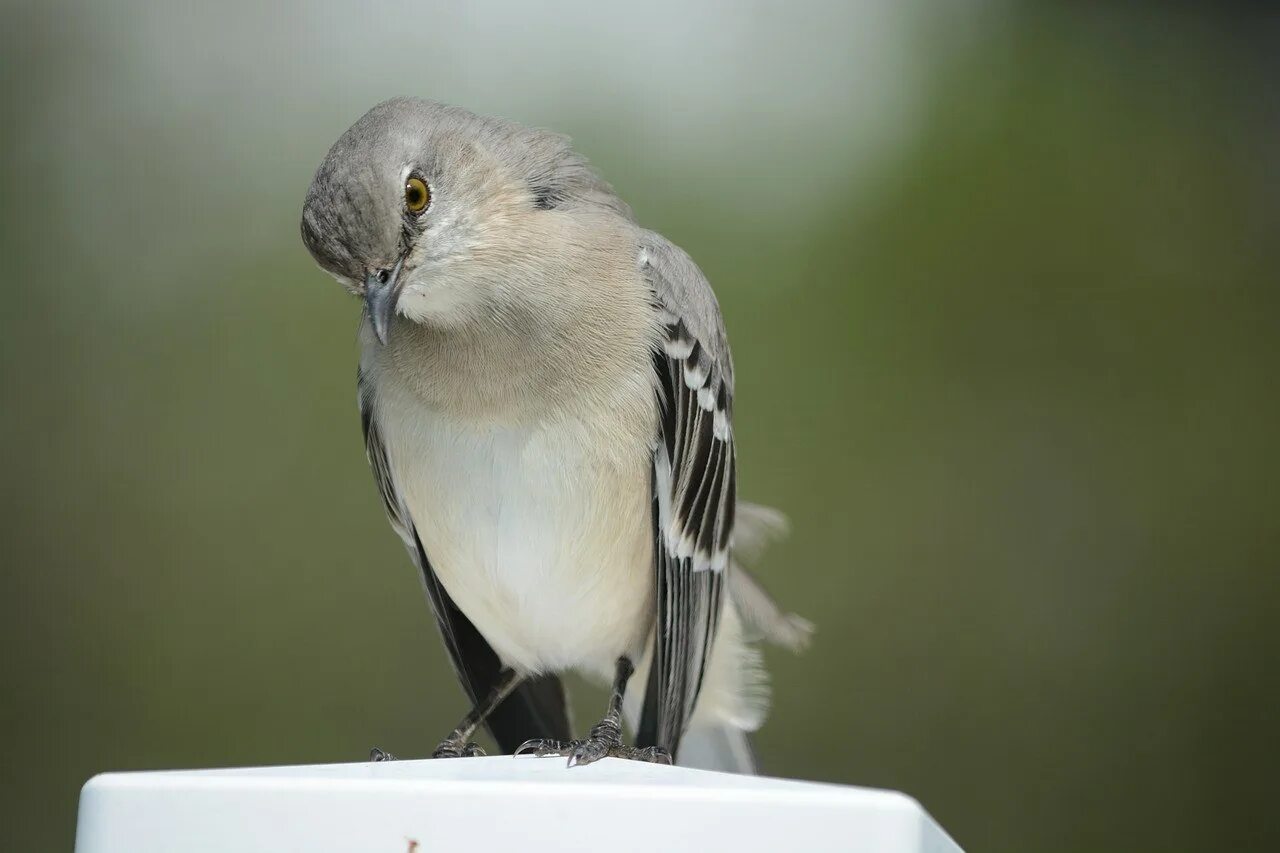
[[515, 715, 671, 767], [430, 738, 485, 759], [516, 737, 671, 767], [368, 740, 485, 761]]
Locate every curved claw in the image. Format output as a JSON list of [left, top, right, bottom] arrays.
[[516, 738, 573, 757], [567, 738, 610, 768], [369, 747, 397, 762]]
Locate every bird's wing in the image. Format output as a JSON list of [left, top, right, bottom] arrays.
[[635, 230, 736, 757], [358, 368, 571, 752]]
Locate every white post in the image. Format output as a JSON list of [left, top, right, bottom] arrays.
[[75, 756, 963, 852]]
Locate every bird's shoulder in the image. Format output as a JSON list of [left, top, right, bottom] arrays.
[[635, 227, 734, 398]]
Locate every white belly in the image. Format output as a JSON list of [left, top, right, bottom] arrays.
[[376, 386, 655, 676]]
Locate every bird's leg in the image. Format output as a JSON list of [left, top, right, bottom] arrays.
[[516, 657, 671, 767], [431, 668, 526, 758], [369, 668, 525, 761]]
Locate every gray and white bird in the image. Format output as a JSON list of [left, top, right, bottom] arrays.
[[300, 98, 810, 773]]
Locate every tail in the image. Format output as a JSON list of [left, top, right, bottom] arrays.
[[687, 502, 811, 775], [729, 502, 814, 653], [678, 721, 759, 774], [625, 501, 811, 775]]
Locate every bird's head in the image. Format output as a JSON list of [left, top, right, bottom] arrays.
[[300, 97, 630, 343]]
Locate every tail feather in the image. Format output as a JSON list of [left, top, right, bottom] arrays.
[[730, 501, 814, 652], [729, 565, 814, 652], [624, 499, 812, 776], [678, 722, 758, 774]]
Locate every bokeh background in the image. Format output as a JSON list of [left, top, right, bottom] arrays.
[[3, 2, 1278, 850]]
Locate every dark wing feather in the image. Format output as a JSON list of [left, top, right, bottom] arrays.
[[635, 232, 736, 758], [359, 368, 570, 752]]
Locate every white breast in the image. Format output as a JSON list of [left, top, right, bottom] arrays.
[[374, 379, 656, 677]]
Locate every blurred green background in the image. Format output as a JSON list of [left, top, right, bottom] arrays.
[[3, 2, 1277, 851]]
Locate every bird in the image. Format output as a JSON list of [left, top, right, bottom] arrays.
[[300, 98, 810, 772]]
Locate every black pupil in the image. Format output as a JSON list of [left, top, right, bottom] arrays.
[[407, 183, 423, 206]]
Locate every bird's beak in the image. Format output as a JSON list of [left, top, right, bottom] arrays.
[[364, 258, 405, 346]]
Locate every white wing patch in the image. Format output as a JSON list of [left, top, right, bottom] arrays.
[[654, 317, 736, 574]]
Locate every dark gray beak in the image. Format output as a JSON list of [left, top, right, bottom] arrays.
[[364, 258, 405, 346]]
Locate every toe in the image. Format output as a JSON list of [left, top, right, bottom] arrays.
[[566, 740, 609, 768], [435, 737, 476, 758], [516, 738, 570, 757], [635, 746, 673, 765]]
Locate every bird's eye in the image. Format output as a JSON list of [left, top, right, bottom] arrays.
[[404, 176, 430, 213]]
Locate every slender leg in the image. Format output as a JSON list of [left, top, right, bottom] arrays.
[[432, 668, 525, 757], [515, 657, 671, 767], [369, 668, 526, 761]]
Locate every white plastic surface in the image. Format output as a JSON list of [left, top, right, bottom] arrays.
[[75, 756, 963, 853]]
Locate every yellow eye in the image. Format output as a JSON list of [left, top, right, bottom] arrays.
[[404, 176, 430, 213]]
